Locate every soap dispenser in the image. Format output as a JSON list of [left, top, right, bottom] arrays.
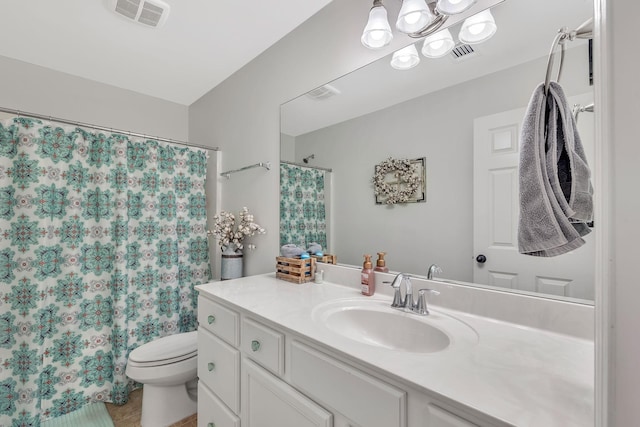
[[361, 255, 375, 296], [374, 252, 389, 273]]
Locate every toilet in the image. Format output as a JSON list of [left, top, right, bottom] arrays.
[[125, 331, 198, 427]]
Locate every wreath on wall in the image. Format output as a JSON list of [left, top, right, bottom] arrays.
[[372, 157, 422, 204]]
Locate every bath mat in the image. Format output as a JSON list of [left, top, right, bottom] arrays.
[[42, 403, 115, 427]]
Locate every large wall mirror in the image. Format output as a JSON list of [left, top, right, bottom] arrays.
[[280, 0, 595, 303]]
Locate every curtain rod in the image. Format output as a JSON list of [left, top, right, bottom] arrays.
[[0, 106, 219, 151], [281, 160, 332, 173], [220, 161, 271, 179]]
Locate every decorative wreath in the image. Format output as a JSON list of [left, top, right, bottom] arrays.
[[372, 157, 421, 204]]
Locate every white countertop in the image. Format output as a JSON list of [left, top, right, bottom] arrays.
[[196, 274, 594, 427]]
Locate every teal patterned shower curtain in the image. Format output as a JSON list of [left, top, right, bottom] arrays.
[[0, 117, 211, 424], [279, 163, 327, 250]]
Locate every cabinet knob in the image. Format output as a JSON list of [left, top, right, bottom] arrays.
[[208, 423, 215, 427], [208, 362, 215, 371], [476, 254, 487, 264], [251, 340, 261, 352], [207, 315, 215, 324]]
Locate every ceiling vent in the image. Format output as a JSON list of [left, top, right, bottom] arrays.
[[306, 84, 341, 101], [450, 44, 478, 60], [110, 0, 170, 28]]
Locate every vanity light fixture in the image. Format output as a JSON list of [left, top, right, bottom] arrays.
[[390, 44, 421, 70], [421, 28, 455, 58], [458, 9, 497, 44], [361, 1, 499, 51]]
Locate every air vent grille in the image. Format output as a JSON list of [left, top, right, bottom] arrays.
[[138, 2, 164, 27], [111, 0, 170, 28], [115, 0, 140, 19], [306, 84, 341, 101], [450, 44, 477, 60]]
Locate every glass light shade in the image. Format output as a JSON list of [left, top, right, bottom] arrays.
[[435, 0, 477, 16], [390, 44, 420, 70], [459, 9, 497, 44], [361, 4, 393, 49], [396, 0, 434, 34], [421, 28, 455, 58]]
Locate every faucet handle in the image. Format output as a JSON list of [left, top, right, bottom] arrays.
[[383, 279, 403, 308], [413, 288, 440, 316]]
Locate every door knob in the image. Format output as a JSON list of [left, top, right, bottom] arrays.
[[476, 254, 487, 263]]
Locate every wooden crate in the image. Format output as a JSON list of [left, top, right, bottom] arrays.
[[276, 256, 316, 284], [312, 254, 337, 265]]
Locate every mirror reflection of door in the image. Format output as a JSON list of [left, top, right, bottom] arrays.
[[473, 92, 595, 301]]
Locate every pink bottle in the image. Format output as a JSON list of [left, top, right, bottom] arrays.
[[374, 252, 389, 273], [361, 255, 375, 296]]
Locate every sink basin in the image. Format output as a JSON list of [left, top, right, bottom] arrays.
[[312, 298, 477, 353]]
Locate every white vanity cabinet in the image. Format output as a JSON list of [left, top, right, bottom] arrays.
[[197, 295, 332, 427], [197, 293, 494, 427]]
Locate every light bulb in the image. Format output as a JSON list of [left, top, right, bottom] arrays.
[[370, 30, 386, 41], [361, 3, 393, 49], [390, 44, 420, 70], [468, 22, 486, 35], [436, 0, 477, 16], [459, 9, 497, 44], [421, 28, 455, 58], [403, 11, 423, 25], [396, 0, 434, 34]]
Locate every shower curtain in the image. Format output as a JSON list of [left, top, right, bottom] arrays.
[[0, 117, 211, 424], [279, 163, 327, 250]]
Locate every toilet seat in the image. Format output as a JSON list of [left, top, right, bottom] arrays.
[[129, 330, 198, 367]]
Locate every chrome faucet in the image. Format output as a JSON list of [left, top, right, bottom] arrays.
[[386, 273, 439, 316], [427, 264, 442, 280]]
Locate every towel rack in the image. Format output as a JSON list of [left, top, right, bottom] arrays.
[[220, 161, 271, 179], [544, 18, 594, 95]]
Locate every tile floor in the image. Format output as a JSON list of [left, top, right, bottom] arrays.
[[105, 389, 197, 427]]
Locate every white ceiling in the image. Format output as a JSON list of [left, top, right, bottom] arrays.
[[281, 0, 593, 136], [0, 0, 333, 105]]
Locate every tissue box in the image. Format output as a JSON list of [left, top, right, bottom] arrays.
[[276, 256, 316, 284]]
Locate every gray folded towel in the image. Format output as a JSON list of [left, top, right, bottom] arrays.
[[517, 82, 593, 257], [280, 244, 305, 258]]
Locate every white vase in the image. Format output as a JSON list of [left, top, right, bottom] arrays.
[[221, 246, 243, 280]]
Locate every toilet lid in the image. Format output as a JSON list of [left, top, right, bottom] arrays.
[[129, 331, 198, 365]]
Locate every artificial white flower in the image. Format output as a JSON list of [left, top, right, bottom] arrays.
[[211, 207, 266, 251]]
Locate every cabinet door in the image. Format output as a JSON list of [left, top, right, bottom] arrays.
[[242, 359, 333, 427]]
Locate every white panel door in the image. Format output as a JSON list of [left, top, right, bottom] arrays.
[[473, 94, 595, 300]]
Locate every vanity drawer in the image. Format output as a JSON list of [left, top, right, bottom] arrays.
[[426, 404, 479, 427], [198, 382, 240, 427], [198, 328, 240, 414], [241, 317, 284, 376], [290, 340, 406, 427], [198, 296, 239, 346]]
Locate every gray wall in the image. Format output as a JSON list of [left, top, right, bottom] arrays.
[[0, 55, 189, 140], [293, 48, 591, 279]]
